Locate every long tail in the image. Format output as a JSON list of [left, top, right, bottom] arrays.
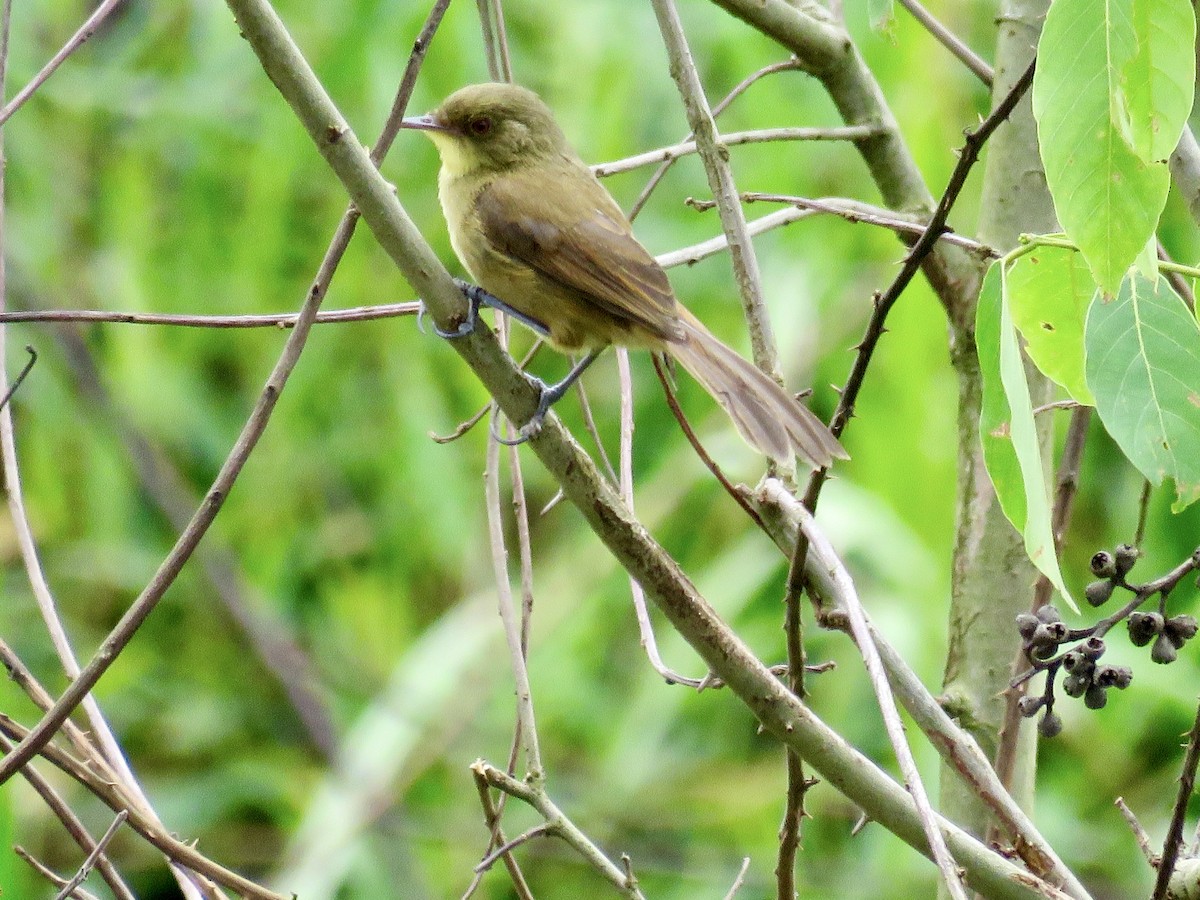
[[667, 306, 846, 469]]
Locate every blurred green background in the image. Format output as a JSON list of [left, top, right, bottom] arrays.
[[0, 1, 1198, 898]]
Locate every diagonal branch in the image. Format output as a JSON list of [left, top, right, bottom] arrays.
[[198, 5, 1067, 895], [651, 0, 783, 382]]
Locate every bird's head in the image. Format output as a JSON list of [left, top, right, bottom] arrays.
[[402, 83, 572, 176]]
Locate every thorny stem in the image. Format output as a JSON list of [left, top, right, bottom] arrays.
[[1153, 703, 1200, 900]]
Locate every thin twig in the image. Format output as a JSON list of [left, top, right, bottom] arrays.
[[622, 351, 707, 686], [723, 857, 753, 900], [651, 354, 767, 532], [652, 0, 783, 384], [1152, 702, 1200, 899], [472, 760, 648, 899], [573, 358, 619, 484], [736, 193, 998, 256], [628, 57, 804, 221], [593, 125, 883, 177], [1115, 797, 1157, 865], [0, 726, 135, 900], [474, 824, 552, 873], [15, 847, 102, 900], [474, 0, 512, 83], [777, 551, 811, 900], [0, 0, 126, 127], [464, 767, 534, 900], [796, 507, 968, 899], [485, 427, 543, 778], [896, 0, 993, 86], [0, 301, 420, 327], [0, 344, 34, 408], [1134, 479, 1153, 548], [0, 717, 286, 899], [54, 811, 128, 900]]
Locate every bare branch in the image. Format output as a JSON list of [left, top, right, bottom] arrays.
[[795, 505, 968, 898], [896, 0, 993, 86], [485, 425, 543, 777], [54, 812, 128, 900], [0, 302, 419, 327], [592, 125, 883, 177], [1153, 702, 1200, 899], [0, 720, 284, 900], [472, 760, 647, 900], [1115, 797, 1157, 865], [0, 0, 127, 127], [652, 0, 783, 383], [16, 847, 102, 900]]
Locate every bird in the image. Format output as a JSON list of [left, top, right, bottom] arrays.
[[402, 82, 845, 469]]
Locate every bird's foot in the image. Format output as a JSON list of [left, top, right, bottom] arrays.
[[490, 379, 554, 446]]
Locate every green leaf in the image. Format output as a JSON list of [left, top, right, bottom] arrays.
[[1033, 0, 1171, 293], [1085, 274, 1200, 511], [978, 263, 1077, 610], [1116, 0, 1196, 163], [1006, 244, 1096, 404]]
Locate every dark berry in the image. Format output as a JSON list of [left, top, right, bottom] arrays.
[[1039, 711, 1063, 738], [1085, 580, 1115, 606], [1090, 551, 1118, 578], [1017, 695, 1046, 717], [1114, 544, 1140, 577], [1152, 631, 1179, 664]]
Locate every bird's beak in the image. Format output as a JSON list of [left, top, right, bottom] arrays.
[[401, 113, 451, 133]]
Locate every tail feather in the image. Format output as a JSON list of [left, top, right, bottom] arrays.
[[667, 308, 846, 469]]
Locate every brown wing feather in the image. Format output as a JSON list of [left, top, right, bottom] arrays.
[[475, 166, 682, 342]]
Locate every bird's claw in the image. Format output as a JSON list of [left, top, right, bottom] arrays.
[[490, 380, 552, 446]]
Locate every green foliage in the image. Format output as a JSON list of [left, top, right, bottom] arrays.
[[1032, 0, 1193, 292], [0, 1, 1197, 899], [977, 262, 1075, 610], [1004, 244, 1094, 405], [1086, 274, 1200, 511]]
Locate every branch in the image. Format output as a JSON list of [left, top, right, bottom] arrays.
[[707, 0, 979, 307], [592, 125, 883, 177], [0, 0, 127, 127], [0, 720, 285, 900], [652, 0, 783, 383], [1152, 701, 1200, 899], [896, 0, 993, 86], [472, 761, 646, 899], [798, 504, 967, 898], [0, 301, 419, 327], [754, 478, 1092, 899], [210, 5, 1068, 895]]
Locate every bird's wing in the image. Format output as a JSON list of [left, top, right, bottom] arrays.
[[475, 166, 681, 341]]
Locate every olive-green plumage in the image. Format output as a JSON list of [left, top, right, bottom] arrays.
[[405, 82, 845, 468]]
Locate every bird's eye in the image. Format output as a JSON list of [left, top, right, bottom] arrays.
[[468, 116, 493, 136]]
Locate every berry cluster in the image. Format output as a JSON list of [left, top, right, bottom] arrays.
[[1013, 545, 1200, 738]]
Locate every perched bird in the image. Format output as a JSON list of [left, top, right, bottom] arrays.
[[403, 82, 844, 468]]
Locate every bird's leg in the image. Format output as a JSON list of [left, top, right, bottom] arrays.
[[421, 279, 551, 340], [492, 347, 606, 446]]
